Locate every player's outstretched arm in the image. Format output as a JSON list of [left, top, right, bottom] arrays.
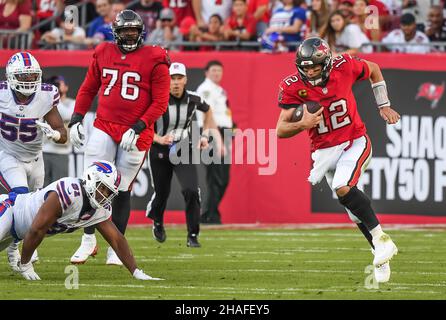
[[364, 60, 401, 125], [276, 105, 323, 138], [96, 220, 163, 280], [43, 106, 68, 144], [21, 192, 62, 265]]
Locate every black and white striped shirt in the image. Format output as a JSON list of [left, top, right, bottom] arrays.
[[154, 90, 210, 138]]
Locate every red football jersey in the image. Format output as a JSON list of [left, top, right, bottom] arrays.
[[74, 43, 171, 150], [278, 54, 371, 151], [163, 0, 195, 25]]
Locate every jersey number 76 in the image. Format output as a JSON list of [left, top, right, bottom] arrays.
[[102, 68, 141, 101]]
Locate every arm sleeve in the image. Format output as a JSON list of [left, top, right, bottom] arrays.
[[140, 62, 171, 127], [278, 82, 302, 109], [345, 54, 371, 82], [73, 49, 102, 116]]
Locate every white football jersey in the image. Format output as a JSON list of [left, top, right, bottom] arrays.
[[0, 81, 59, 162], [11, 177, 111, 240]]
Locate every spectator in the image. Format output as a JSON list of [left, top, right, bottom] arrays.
[[425, 5, 446, 41], [247, 0, 271, 37], [146, 7, 183, 50], [36, 0, 64, 34], [128, 0, 163, 35], [162, 0, 195, 26], [40, 11, 86, 49], [382, 12, 431, 53], [369, 0, 391, 31], [192, 0, 232, 28], [0, 0, 32, 31], [338, 0, 354, 20], [189, 13, 225, 48], [320, 10, 371, 55], [87, 0, 113, 37], [196, 60, 233, 225], [42, 76, 75, 187], [260, 0, 307, 53], [85, 1, 125, 46], [305, 0, 330, 37], [402, 0, 432, 30], [352, 0, 381, 41], [223, 0, 257, 41]]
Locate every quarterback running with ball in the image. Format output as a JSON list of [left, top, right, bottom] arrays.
[[0, 161, 160, 281], [276, 37, 400, 283]]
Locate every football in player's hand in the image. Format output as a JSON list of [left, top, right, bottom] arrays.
[[290, 101, 322, 122]]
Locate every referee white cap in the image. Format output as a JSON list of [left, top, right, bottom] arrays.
[[169, 62, 187, 76]]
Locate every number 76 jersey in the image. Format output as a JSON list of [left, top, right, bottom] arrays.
[[278, 54, 371, 152], [0, 82, 58, 162]]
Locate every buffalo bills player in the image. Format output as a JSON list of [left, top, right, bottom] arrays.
[[276, 37, 400, 283], [0, 161, 162, 281], [0, 52, 67, 267], [68, 10, 170, 265]]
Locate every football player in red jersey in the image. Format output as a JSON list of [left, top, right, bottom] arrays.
[[276, 37, 400, 283], [68, 9, 171, 265]]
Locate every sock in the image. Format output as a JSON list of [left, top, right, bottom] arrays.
[[111, 191, 131, 235], [84, 226, 96, 235], [356, 223, 374, 249], [370, 225, 384, 240], [338, 186, 379, 231]]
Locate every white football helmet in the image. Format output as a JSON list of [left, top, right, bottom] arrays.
[[83, 161, 121, 210], [6, 52, 42, 96]]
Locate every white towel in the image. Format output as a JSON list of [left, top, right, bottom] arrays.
[[308, 141, 350, 185]]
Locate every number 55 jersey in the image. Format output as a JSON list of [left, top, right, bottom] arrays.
[[0, 81, 59, 162], [278, 54, 371, 152]]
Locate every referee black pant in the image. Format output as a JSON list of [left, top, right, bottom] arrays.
[[146, 145, 201, 236]]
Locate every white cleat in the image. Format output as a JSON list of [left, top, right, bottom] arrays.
[[372, 233, 398, 267], [7, 242, 20, 272], [31, 250, 39, 264], [106, 247, 123, 266], [374, 262, 391, 283], [70, 234, 98, 264]]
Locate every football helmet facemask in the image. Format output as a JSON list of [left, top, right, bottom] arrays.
[[83, 161, 121, 210], [295, 37, 333, 87], [6, 52, 42, 96], [112, 10, 145, 53]]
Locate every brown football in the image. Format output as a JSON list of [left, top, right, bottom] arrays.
[[290, 101, 322, 122]]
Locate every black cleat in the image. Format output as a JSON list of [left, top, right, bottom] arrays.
[[152, 223, 166, 243], [187, 234, 201, 248]]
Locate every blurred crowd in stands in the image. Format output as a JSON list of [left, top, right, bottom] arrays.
[[1, 0, 446, 53]]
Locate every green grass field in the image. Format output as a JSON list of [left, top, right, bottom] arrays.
[[1, 226, 445, 300]]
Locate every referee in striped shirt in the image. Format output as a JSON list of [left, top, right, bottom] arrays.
[[146, 62, 221, 248]]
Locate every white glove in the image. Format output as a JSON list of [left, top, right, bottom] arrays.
[[120, 128, 139, 152], [70, 122, 85, 149], [16, 261, 41, 281], [35, 120, 61, 142], [133, 268, 164, 281]]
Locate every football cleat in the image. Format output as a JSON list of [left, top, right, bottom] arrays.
[[374, 262, 391, 283], [106, 247, 123, 266], [187, 234, 201, 248], [152, 223, 166, 243], [70, 234, 98, 264], [372, 233, 398, 267]]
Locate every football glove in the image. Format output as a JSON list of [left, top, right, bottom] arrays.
[[35, 120, 61, 142], [132, 268, 164, 281], [16, 261, 41, 281], [120, 128, 139, 152], [70, 122, 85, 149]]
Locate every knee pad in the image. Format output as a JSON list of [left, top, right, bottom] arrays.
[[338, 186, 371, 212]]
